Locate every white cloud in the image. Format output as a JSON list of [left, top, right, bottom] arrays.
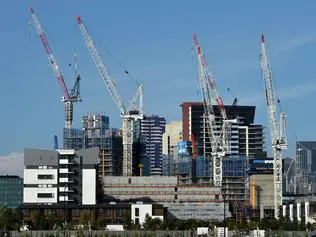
[[240, 82, 316, 105], [0, 152, 24, 177], [277, 35, 316, 54], [278, 82, 316, 99]]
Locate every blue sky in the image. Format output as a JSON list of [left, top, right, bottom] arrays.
[[1, 0, 316, 162]]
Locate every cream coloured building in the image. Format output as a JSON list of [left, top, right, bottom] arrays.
[[162, 120, 182, 160]]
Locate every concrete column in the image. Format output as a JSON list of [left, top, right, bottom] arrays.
[[290, 204, 293, 221], [297, 202, 301, 222], [282, 205, 286, 218], [305, 202, 310, 225]]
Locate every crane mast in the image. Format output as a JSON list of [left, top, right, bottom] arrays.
[[30, 7, 81, 129], [76, 16, 143, 176], [193, 34, 235, 187], [260, 34, 288, 219]]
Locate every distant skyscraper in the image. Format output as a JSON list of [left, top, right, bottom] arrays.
[[141, 115, 166, 176], [296, 141, 316, 194]]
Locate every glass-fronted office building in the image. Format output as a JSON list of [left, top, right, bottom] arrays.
[[0, 175, 23, 208]]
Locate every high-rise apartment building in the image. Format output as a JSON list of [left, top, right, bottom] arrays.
[[296, 141, 316, 194], [181, 102, 264, 158], [23, 148, 99, 206], [63, 114, 123, 176], [141, 115, 166, 176]]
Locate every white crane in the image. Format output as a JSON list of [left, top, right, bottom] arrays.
[[260, 34, 288, 219], [283, 159, 294, 193], [193, 34, 236, 187], [76, 16, 143, 176]]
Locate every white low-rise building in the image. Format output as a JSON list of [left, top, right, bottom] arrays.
[[131, 203, 164, 225], [23, 148, 99, 205]]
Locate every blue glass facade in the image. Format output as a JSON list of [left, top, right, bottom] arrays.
[[0, 175, 23, 208]]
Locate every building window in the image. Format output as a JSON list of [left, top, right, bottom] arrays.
[[37, 193, 54, 198], [128, 178, 131, 184], [135, 208, 139, 217], [135, 218, 139, 225], [38, 174, 54, 180]]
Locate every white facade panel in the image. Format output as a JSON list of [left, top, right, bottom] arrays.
[[24, 169, 58, 185], [59, 159, 72, 164], [59, 178, 69, 183], [57, 149, 75, 155], [82, 169, 96, 205], [23, 187, 57, 204], [59, 168, 69, 173]]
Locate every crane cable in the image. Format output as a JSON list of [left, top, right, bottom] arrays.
[[84, 24, 140, 86]]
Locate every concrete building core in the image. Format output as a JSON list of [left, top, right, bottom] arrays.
[[250, 174, 274, 219]]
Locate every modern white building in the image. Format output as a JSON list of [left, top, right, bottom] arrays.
[[131, 203, 164, 225], [23, 148, 99, 205]]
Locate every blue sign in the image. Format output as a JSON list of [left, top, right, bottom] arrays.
[[177, 141, 188, 156]]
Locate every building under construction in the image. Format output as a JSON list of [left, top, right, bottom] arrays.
[[63, 114, 123, 176], [163, 154, 249, 216], [102, 176, 231, 221], [181, 103, 265, 159]]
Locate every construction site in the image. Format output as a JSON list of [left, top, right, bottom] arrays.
[[21, 5, 301, 227]]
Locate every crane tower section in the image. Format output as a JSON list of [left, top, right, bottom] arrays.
[[260, 34, 288, 219]]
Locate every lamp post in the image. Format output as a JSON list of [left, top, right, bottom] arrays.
[[223, 193, 226, 237]]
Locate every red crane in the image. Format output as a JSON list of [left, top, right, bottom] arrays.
[[30, 7, 81, 129]]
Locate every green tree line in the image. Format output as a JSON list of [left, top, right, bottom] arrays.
[[2, 207, 316, 231]]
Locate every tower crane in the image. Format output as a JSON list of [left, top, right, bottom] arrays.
[[76, 16, 143, 176], [227, 88, 238, 106], [283, 159, 294, 193], [260, 34, 288, 219], [193, 34, 236, 187], [30, 7, 81, 129]]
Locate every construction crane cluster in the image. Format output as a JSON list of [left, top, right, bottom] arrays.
[[29, 6, 288, 219]]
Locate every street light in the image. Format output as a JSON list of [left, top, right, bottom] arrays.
[[223, 192, 226, 237]]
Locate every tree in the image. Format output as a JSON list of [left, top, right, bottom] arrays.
[[123, 210, 140, 230], [0, 208, 21, 231], [143, 214, 163, 231], [95, 215, 105, 230]]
